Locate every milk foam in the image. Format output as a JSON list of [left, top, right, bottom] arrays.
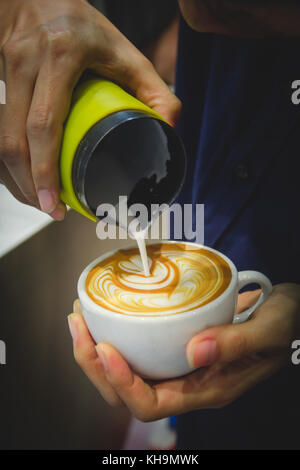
[[86, 243, 232, 316]]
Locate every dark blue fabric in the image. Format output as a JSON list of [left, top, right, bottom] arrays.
[[175, 18, 300, 450]]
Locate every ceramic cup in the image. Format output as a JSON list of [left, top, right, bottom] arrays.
[[77, 241, 272, 380]]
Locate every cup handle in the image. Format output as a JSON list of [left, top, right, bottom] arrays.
[[233, 271, 273, 324]]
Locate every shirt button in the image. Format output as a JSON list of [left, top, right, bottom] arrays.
[[235, 164, 249, 180]]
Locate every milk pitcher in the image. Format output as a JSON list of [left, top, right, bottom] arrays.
[[60, 78, 186, 222]]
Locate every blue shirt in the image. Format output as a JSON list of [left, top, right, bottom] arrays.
[[175, 17, 300, 450]]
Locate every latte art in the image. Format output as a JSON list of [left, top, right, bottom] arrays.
[[86, 243, 232, 316]]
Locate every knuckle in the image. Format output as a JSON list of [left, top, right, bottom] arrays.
[[120, 54, 152, 81], [172, 96, 182, 114], [73, 349, 84, 367], [107, 397, 124, 408], [2, 40, 25, 70], [135, 414, 151, 423], [139, 55, 154, 71], [32, 161, 54, 182], [135, 56, 156, 80], [134, 407, 155, 423], [226, 332, 248, 360], [41, 25, 75, 58], [206, 387, 229, 409], [0, 135, 23, 164], [27, 107, 55, 136]]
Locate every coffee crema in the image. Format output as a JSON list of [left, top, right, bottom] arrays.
[[86, 243, 232, 316]]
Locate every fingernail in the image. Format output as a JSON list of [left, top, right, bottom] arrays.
[[73, 300, 81, 315], [50, 202, 66, 221], [38, 189, 57, 213], [68, 315, 78, 343], [96, 345, 109, 373], [187, 340, 217, 368]]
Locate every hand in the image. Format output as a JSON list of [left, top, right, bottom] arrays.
[[68, 283, 300, 421], [0, 0, 180, 219]]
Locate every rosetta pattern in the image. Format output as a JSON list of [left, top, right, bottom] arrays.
[[86, 244, 232, 316]]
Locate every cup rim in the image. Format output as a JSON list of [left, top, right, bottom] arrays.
[[77, 240, 238, 321]]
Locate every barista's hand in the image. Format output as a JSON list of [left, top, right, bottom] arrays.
[[68, 284, 300, 420], [0, 0, 180, 218]]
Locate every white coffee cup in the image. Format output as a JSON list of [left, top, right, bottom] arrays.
[[77, 241, 272, 380]]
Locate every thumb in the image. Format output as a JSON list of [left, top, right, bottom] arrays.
[[186, 290, 287, 368], [186, 323, 256, 368]]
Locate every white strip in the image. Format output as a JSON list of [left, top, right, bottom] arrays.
[[0, 186, 53, 258]]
